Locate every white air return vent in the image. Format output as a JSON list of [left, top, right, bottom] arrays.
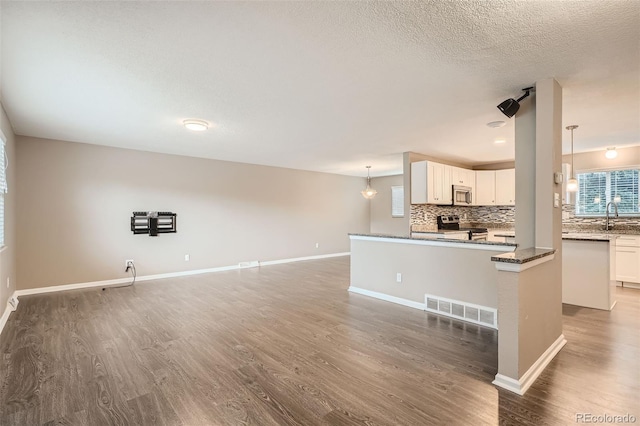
[[479, 309, 496, 326], [424, 294, 497, 329], [451, 303, 464, 318], [438, 300, 451, 314], [426, 297, 438, 311]]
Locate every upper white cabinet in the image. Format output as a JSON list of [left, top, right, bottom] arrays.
[[451, 167, 476, 189], [410, 160, 452, 205], [475, 171, 496, 205], [411, 161, 428, 204], [411, 161, 513, 206], [429, 162, 452, 204], [495, 169, 516, 206]]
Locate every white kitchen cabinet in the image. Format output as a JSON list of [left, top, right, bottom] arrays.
[[487, 230, 503, 242], [410, 160, 452, 205], [615, 235, 640, 284], [452, 167, 476, 189], [495, 168, 516, 206], [475, 171, 496, 205], [429, 162, 452, 204], [411, 161, 428, 204]]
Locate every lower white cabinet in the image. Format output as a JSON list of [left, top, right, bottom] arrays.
[[616, 235, 640, 284]]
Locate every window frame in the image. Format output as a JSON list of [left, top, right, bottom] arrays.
[[391, 185, 404, 218], [574, 166, 639, 218]]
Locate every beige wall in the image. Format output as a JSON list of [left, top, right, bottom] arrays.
[[564, 145, 640, 172], [0, 104, 17, 317], [369, 175, 407, 235], [16, 137, 370, 289], [350, 237, 511, 308]]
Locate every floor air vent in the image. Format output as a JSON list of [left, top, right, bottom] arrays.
[[424, 294, 497, 329]]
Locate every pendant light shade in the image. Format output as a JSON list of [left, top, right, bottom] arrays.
[[566, 125, 579, 193], [361, 166, 377, 199]]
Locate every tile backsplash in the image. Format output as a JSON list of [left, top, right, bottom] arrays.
[[410, 204, 514, 226], [411, 203, 640, 230]]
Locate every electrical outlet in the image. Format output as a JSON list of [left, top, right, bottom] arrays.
[[6, 277, 9, 289], [315, 243, 319, 249], [184, 254, 190, 261], [396, 273, 402, 283], [125, 259, 134, 270]]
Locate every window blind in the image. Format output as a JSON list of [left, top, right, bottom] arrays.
[[576, 168, 639, 216], [391, 186, 404, 217]]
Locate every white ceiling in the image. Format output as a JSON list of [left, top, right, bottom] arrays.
[[1, 1, 639, 177]]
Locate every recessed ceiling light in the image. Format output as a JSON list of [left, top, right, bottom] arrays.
[[487, 121, 506, 128], [183, 119, 209, 131], [494, 139, 506, 144]]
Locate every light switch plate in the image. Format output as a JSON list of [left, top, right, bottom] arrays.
[[554, 172, 564, 184]]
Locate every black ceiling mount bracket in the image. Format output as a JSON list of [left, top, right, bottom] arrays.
[[497, 85, 535, 118]]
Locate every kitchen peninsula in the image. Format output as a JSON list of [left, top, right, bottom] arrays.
[[349, 233, 517, 328], [494, 231, 619, 310]]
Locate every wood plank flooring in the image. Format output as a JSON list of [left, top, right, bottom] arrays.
[[0, 256, 638, 425]]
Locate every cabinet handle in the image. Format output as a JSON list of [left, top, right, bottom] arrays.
[[617, 249, 638, 253]]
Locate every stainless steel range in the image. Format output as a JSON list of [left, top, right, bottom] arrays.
[[437, 215, 488, 241]]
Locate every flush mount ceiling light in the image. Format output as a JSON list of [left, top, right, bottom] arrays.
[[497, 87, 534, 118], [566, 125, 579, 192], [486, 121, 506, 128], [605, 147, 618, 159], [494, 139, 506, 144], [361, 166, 377, 199], [183, 119, 209, 131]]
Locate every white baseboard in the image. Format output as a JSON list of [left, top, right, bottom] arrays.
[[493, 333, 567, 395], [14, 252, 351, 298], [0, 291, 18, 337], [260, 252, 350, 266], [348, 286, 426, 311]]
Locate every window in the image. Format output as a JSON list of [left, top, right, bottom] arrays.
[[576, 168, 639, 216], [391, 186, 404, 217]]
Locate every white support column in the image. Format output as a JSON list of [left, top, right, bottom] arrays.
[[493, 78, 565, 395]]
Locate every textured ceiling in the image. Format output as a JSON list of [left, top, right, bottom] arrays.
[[1, 1, 639, 176]]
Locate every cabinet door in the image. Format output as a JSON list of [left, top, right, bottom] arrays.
[[451, 167, 475, 188], [616, 247, 640, 283], [463, 169, 476, 193], [495, 169, 515, 205], [427, 162, 452, 204], [410, 161, 427, 204], [475, 171, 496, 205]]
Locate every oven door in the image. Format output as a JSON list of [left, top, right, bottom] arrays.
[[452, 185, 472, 206]]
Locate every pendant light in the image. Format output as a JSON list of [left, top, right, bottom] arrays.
[[361, 166, 377, 199], [566, 125, 579, 192]]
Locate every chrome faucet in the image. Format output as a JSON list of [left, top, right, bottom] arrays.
[[605, 201, 619, 231]]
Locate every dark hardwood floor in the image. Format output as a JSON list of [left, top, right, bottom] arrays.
[[0, 256, 638, 425]]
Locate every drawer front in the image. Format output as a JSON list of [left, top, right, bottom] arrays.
[[616, 235, 640, 247]]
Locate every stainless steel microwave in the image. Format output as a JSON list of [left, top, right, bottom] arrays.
[[452, 185, 472, 206]]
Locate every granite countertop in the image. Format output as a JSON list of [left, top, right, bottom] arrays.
[[492, 231, 617, 242], [410, 225, 468, 234], [349, 233, 518, 247], [561, 233, 616, 242], [491, 247, 556, 264]]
